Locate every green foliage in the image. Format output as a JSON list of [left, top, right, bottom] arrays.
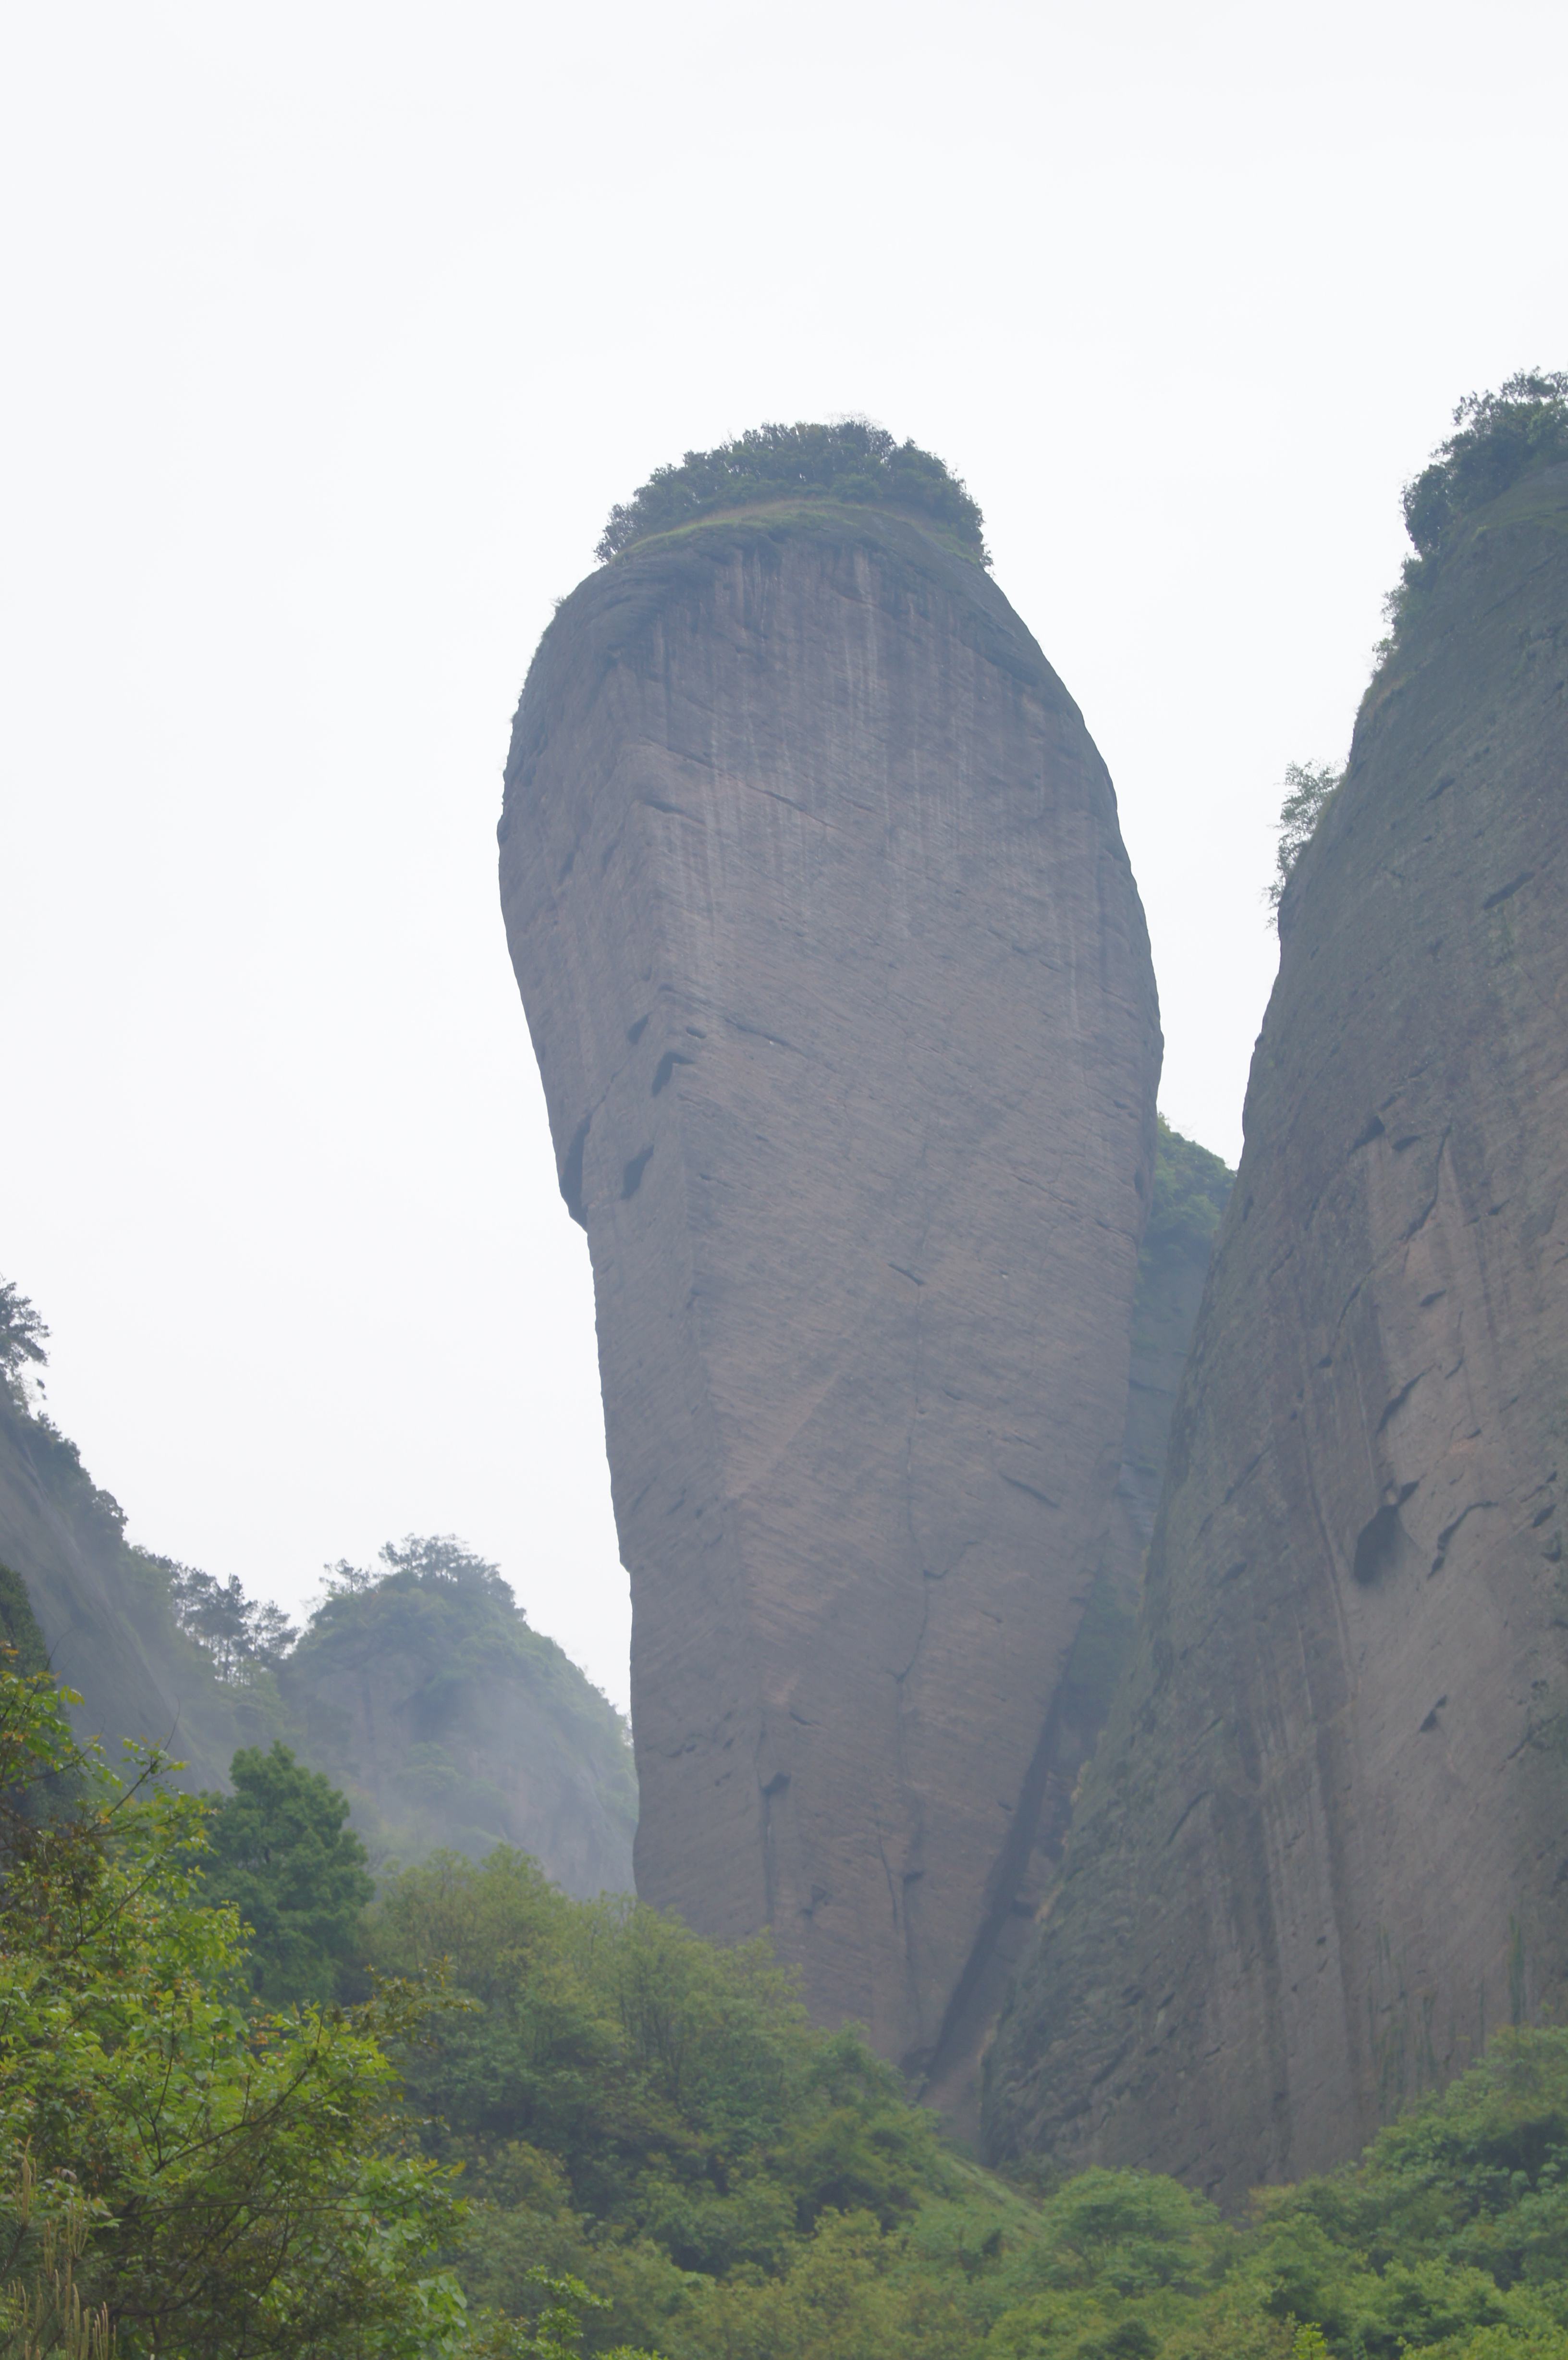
[[201, 1740, 375, 2006], [283, 1538, 636, 1876], [0, 1660, 483, 2359], [1403, 372, 1568, 561], [0, 1283, 48, 1397], [366, 1846, 948, 2262], [1382, 371, 1568, 657], [595, 420, 989, 566], [0, 1572, 48, 1679], [15, 1668, 1568, 2360], [1266, 762, 1344, 918], [361, 1840, 1568, 2358], [168, 1566, 296, 1681], [1138, 1118, 1235, 1293]]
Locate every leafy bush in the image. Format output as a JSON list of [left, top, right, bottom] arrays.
[[1382, 371, 1568, 656], [1140, 1118, 1234, 1278], [0, 1284, 47, 1398], [0, 1661, 472, 2359], [201, 1740, 375, 2006], [167, 1565, 296, 1680], [1266, 761, 1344, 919], [360, 1839, 1568, 2357], [15, 1671, 1568, 2358], [595, 420, 989, 565], [1402, 372, 1568, 561]]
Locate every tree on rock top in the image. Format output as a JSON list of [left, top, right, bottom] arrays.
[[596, 419, 989, 565]]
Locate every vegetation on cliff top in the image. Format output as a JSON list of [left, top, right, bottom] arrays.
[[1383, 370, 1568, 656], [281, 1536, 637, 1881], [1273, 373, 1566, 914], [1266, 762, 1345, 921], [595, 420, 990, 566]]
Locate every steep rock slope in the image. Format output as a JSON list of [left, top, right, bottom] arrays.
[[281, 1555, 637, 1895], [0, 1384, 261, 1787], [1098, 1121, 1235, 1612], [984, 463, 1568, 2200], [500, 498, 1161, 2073]]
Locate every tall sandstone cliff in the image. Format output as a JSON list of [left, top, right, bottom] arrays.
[[500, 497, 1161, 2079], [985, 462, 1568, 2200]]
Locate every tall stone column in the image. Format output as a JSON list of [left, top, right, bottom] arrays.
[[500, 496, 1160, 2077]]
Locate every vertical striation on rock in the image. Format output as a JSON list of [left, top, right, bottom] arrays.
[[984, 461, 1568, 2201], [499, 475, 1160, 2082]]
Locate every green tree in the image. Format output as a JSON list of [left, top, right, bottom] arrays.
[[1267, 761, 1344, 919], [1381, 371, 1568, 660], [202, 1741, 374, 2006], [0, 1662, 479, 2359], [168, 1567, 296, 1680], [1402, 371, 1568, 562], [594, 420, 989, 565], [0, 1283, 48, 1404]]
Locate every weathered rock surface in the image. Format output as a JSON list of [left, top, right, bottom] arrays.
[[984, 464, 1568, 2201], [499, 501, 1160, 2077]]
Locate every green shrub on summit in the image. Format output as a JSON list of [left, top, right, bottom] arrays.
[[1382, 371, 1568, 654], [596, 419, 989, 565]]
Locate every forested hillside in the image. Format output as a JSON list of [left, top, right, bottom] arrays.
[[0, 1278, 635, 1895], [10, 1649, 1568, 2360], [281, 1538, 636, 1896]]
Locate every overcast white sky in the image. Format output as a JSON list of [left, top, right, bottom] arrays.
[[3, 0, 1564, 1707]]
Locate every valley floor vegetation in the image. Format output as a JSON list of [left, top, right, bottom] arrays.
[[9, 1656, 1568, 2359]]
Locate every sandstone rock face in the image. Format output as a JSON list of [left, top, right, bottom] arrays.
[[499, 504, 1160, 2077], [984, 464, 1568, 2201]]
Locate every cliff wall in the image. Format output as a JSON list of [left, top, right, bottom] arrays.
[[499, 500, 1161, 2077], [984, 463, 1568, 2200]]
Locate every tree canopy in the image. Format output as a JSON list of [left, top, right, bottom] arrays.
[[0, 1282, 48, 1396], [11, 1654, 1568, 2356], [1402, 371, 1568, 561], [201, 1740, 375, 2006], [595, 421, 989, 565], [367, 1844, 1568, 2360], [0, 1662, 470, 2359], [1381, 371, 1568, 660], [1267, 761, 1345, 919]]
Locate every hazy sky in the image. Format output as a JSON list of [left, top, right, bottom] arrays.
[[4, 0, 1565, 1707]]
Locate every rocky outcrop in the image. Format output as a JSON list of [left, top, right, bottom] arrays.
[[984, 463, 1568, 2201], [280, 1559, 637, 1895], [0, 1384, 257, 1788], [499, 496, 1161, 2077]]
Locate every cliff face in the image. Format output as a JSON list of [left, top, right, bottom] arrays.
[[280, 1566, 637, 1895], [500, 502, 1161, 2077], [0, 1386, 261, 1789], [984, 464, 1568, 2201]]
